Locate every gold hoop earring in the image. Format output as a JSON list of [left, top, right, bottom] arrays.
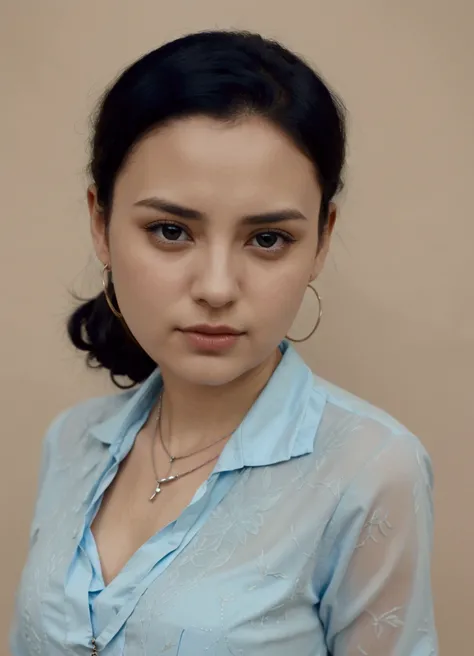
[[101, 264, 142, 348], [102, 264, 123, 319], [286, 284, 323, 343]]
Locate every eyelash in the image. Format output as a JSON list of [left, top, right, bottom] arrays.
[[144, 220, 297, 252]]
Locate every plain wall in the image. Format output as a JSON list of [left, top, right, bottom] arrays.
[[1, 1, 473, 652]]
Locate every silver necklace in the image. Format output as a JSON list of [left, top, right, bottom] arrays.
[[148, 390, 233, 501], [90, 392, 234, 653]]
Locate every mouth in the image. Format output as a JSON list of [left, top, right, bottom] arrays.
[[178, 325, 245, 352], [181, 324, 245, 336]]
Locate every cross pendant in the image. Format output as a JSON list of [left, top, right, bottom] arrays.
[[149, 475, 179, 502]]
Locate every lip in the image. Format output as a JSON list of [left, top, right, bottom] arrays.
[[181, 324, 244, 336], [178, 325, 245, 352]]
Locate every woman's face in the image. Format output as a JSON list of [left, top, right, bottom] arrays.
[[90, 115, 335, 386]]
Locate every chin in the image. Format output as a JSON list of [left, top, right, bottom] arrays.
[[153, 333, 280, 387], [173, 354, 250, 387], [155, 344, 259, 387]]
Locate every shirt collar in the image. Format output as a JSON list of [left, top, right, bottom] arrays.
[[215, 341, 326, 471], [89, 341, 326, 470], [88, 369, 162, 448]]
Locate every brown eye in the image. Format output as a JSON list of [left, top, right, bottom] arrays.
[[256, 232, 279, 248], [146, 222, 190, 243], [250, 231, 295, 252], [161, 224, 184, 241]]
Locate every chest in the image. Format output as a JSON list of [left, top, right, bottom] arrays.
[[90, 429, 220, 585], [14, 445, 339, 656], [116, 464, 330, 655]]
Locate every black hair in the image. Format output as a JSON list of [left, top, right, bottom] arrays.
[[67, 29, 347, 388]]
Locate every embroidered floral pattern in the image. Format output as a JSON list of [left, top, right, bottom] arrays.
[[11, 384, 437, 655]]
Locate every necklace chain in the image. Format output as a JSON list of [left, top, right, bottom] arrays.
[[91, 389, 236, 652], [149, 390, 233, 501]]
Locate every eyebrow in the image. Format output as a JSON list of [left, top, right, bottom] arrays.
[[134, 197, 307, 225]]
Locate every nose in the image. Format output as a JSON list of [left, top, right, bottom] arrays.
[[190, 245, 239, 309]]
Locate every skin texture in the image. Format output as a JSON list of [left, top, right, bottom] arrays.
[[88, 115, 337, 583], [89, 114, 336, 446]]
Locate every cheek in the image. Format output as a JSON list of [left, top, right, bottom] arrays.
[[110, 224, 179, 291], [249, 268, 308, 329], [109, 248, 179, 332]]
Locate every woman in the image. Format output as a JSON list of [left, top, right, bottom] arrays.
[[11, 29, 437, 655]]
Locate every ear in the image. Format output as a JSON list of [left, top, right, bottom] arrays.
[[88, 185, 110, 267], [310, 202, 337, 282]]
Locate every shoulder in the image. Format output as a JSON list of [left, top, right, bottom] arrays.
[[47, 388, 133, 434], [308, 373, 434, 495], [39, 386, 138, 463], [61, 387, 137, 429], [312, 372, 410, 435], [304, 379, 435, 566]]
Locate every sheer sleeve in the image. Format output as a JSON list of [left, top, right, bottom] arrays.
[[26, 409, 71, 543], [10, 409, 70, 656], [318, 435, 437, 655]]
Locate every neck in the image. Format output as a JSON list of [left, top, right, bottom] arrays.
[[156, 348, 282, 452]]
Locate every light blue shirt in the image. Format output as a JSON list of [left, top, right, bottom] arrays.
[[11, 341, 437, 655]]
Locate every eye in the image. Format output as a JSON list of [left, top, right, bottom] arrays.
[[146, 221, 190, 243], [249, 231, 295, 252]]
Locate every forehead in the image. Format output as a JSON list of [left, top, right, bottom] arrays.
[[115, 115, 322, 214]]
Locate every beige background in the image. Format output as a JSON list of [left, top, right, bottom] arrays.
[[1, 0, 473, 652]]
